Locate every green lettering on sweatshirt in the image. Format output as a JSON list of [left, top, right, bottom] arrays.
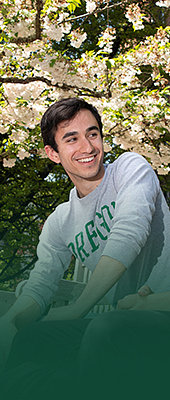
[[68, 242, 78, 258], [75, 231, 90, 262], [85, 220, 100, 253], [96, 205, 113, 234], [111, 201, 115, 209], [95, 212, 108, 240], [101, 205, 113, 226], [68, 201, 116, 261]]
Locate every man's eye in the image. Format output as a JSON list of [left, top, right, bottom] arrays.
[[67, 137, 76, 143], [89, 132, 98, 138]]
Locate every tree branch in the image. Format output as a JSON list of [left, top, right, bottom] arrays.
[[0, 257, 38, 283], [57, 1, 127, 25], [35, 0, 43, 39], [0, 76, 108, 99], [57, 0, 155, 26]]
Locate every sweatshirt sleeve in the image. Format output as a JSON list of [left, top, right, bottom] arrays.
[[102, 152, 160, 268], [21, 211, 72, 314]]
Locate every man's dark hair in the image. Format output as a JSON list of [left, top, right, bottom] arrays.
[[41, 97, 103, 152]]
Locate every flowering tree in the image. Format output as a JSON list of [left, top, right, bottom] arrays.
[[0, 0, 170, 172], [0, 0, 170, 286]]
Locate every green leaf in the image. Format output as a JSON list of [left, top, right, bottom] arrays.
[[106, 60, 112, 70], [49, 58, 56, 67], [38, 141, 45, 149], [66, 0, 81, 13]]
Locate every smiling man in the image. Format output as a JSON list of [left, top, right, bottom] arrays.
[[44, 107, 105, 197], [1, 97, 170, 400]]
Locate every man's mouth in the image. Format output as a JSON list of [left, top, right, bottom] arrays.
[[77, 155, 96, 163]]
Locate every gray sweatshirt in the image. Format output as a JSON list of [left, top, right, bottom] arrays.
[[22, 152, 170, 313]]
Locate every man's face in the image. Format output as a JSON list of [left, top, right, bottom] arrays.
[[46, 109, 105, 189]]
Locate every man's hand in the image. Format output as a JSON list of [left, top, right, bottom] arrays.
[[44, 287, 152, 321], [0, 317, 18, 373], [137, 284, 154, 296], [116, 285, 153, 310], [117, 293, 140, 310], [117, 288, 170, 311]]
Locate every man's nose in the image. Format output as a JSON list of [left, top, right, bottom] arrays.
[[79, 137, 94, 152]]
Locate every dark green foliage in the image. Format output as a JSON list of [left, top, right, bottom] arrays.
[[0, 155, 73, 290]]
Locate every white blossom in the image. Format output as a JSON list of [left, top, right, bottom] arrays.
[[18, 148, 30, 160], [98, 28, 116, 53], [11, 129, 28, 144], [43, 17, 63, 41], [3, 158, 16, 168], [133, 20, 145, 30], [8, 19, 35, 38], [70, 31, 87, 48], [46, 6, 59, 14], [58, 12, 71, 34], [125, 4, 145, 30], [15, 0, 21, 6], [156, 0, 170, 7], [103, 142, 112, 152], [85, 1, 96, 13]]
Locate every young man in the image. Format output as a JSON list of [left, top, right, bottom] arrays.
[[1, 98, 170, 399], [20, 97, 170, 314]]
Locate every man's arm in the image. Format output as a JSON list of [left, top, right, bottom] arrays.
[[44, 256, 126, 320], [0, 295, 41, 371], [74, 256, 126, 317], [3, 295, 41, 329]]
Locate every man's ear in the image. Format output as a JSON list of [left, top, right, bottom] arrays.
[[44, 145, 61, 164]]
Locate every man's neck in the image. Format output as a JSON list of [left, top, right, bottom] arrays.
[[75, 168, 105, 198]]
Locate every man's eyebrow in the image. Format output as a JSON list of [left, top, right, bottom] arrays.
[[86, 125, 100, 133], [62, 131, 78, 140], [62, 125, 99, 140]]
